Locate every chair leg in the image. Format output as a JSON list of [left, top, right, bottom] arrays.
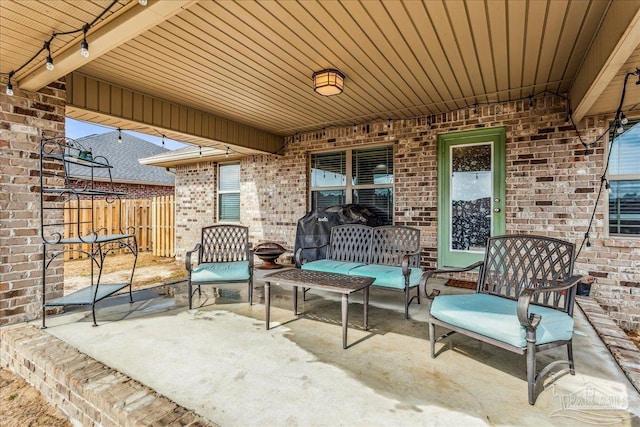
[[567, 341, 575, 375], [526, 336, 536, 405], [248, 278, 253, 305], [404, 286, 410, 320], [188, 279, 193, 310], [429, 322, 436, 358]]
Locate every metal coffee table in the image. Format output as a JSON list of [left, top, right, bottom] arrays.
[[262, 269, 374, 349]]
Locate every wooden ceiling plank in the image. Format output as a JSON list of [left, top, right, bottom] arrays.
[[418, 0, 469, 109], [534, 0, 568, 94], [507, 0, 527, 99], [570, 1, 640, 122], [546, 0, 589, 87], [520, 0, 547, 95], [486, 0, 508, 93], [466, 0, 497, 95], [448, 0, 488, 97], [349, 0, 434, 111]]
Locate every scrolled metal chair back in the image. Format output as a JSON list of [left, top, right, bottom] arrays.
[[481, 235, 576, 312], [370, 226, 420, 267], [327, 224, 373, 263], [200, 225, 249, 263]]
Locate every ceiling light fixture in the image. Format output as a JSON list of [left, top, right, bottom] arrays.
[[312, 69, 345, 96], [138, 0, 148, 5]]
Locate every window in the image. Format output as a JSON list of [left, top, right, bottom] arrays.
[[218, 163, 240, 222], [608, 120, 640, 236], [310, 146, 394, 224]]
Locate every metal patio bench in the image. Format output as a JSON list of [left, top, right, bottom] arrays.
[[421, 234, 582, 404], [185, 225, 253, 309]]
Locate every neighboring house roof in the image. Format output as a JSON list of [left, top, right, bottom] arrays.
[[69, 132, 175, 186]]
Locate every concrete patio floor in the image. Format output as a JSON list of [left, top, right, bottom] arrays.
[[26, 270, 640, 426]]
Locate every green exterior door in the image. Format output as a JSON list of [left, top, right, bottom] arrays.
[[437, 127, 506, 267]]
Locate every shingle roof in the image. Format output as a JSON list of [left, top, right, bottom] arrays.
[[69, 132, 175, 186]]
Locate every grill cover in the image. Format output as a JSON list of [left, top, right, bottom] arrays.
[[294, 204, 382, 266]]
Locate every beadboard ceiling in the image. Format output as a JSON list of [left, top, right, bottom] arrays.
[[1, 0, 639, 144]]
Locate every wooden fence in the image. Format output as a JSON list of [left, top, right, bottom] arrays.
[[64, 196, 174, 260]]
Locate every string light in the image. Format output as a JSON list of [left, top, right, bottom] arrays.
[[199, 146, 202, 157], [161, 135, 165, 146], [620, 113, 628, 125], [225, 146, 230, 157], [5, 71, 14, 96], [44, 41, 54, 71], [117, 128, 122, 143], [80, 24, 90, 58]]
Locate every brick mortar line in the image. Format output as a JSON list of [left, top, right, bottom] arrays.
[[0, 323, 217, 427], [576, 297, 640, 395]]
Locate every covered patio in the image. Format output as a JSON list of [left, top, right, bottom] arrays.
[[2, 273, 639, 425], [2, 1, 640, 425]]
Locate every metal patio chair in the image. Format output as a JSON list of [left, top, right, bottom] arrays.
[[185, 225, 253, 309]]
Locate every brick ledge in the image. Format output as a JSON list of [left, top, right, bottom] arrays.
[[0, 323, 217, 427], [576, 296, 640, 394]]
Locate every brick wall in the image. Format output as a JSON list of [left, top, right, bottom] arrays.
[[1, 78, 66, 326], [70, 179, 174, 199], [174, 161, 217, 259], [174, 95, 639, 330]]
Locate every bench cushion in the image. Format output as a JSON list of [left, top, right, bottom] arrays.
[[191, 261, 251, 282], [301, 259, 366, 275], [349, 264, 422, 290], [430, 293, 573, 348]]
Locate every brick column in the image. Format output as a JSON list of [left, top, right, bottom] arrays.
[[0, 78, 66, 326]]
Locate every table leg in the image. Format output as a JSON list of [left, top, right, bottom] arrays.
[[342, 294, 348, 349], [265, 281, 271, 330], [293, 285, 298, 315], [364, 286, 369, 330]]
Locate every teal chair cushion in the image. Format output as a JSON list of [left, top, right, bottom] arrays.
[[301, 259, 366, 275], [349, 264, 422, 290], [430, 293, 574, 348], [191, 261, 250, 283]]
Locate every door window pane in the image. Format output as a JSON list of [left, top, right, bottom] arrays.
[[450, 144, 492, 251]]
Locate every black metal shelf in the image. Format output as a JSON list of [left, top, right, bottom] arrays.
[[40, 136, 138, 328]]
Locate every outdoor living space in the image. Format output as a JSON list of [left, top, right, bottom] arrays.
[[1, 271, 639, 426], [3, 1, 640, 426]]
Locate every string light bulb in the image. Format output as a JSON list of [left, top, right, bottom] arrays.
[[117, 128, 122, 144], [199, 146, 202, 157], [225, 146, 230, 157], [44, 41, 54, 71], [620, 113, 628, 125], [80, 24, 90, 58], [161, 135, 165, 146], [6, 71, 14, 96]]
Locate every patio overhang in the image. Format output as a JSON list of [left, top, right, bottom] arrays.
[[2, 0, 639, 150]]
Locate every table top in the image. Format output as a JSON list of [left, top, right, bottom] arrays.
[[263, 268, 374, 294]]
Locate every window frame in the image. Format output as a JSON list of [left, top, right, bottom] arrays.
[[217, 162, 241, 223], [606, 118, 640, 238], [309, 144, 395, 224]]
